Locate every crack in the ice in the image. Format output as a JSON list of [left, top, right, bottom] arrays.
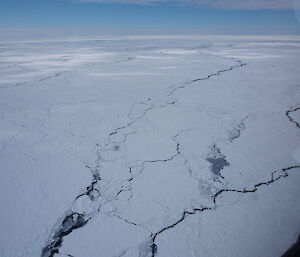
[[41, 213, 89, 257], [167, 59, 246, 97], [10, 70, 68, 88], [76, 167, 101, 201], [151, 205, 212, 243], [148, 106, 300, 257], [286, 107, 300, 129], [114, 56, 136, 63], [149, 165, 300, 257], [211, 166, 300, 204], [113, 213, 154, 237], [41, 57, 247, 257]]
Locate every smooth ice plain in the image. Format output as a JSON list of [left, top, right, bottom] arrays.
[[0, 35, 300, 257]]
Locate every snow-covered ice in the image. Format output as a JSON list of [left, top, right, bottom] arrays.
[[0, 35, 300, 257]]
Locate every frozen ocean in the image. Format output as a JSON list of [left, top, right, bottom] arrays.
[[0, 34, 300, 257]]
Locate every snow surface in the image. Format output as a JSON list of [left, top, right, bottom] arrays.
[[0, 35, 300, 257]]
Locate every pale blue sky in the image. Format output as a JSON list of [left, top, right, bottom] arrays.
[[0, 0, 300, 34]]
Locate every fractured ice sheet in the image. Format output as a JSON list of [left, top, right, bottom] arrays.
[[0, 35, 300, 257]]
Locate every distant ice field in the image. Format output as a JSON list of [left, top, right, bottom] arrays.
[[0, 35, 300, 257]]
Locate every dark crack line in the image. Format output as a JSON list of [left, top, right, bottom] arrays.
[[167, 60, 246, 97], [286, 107, 300, 129], [38, 71, 68, 82], [110, 58, 246, 140], [114, 56, 136, 64], [149, 106, 300, 257], [75, 172, 101, 201], [10, 70, 68, 88], [143, 154, 178, 164], [41, 57, 247, 257], [109, 102, 174, 139], [150, 165, 300, 257], [211, 166, 300, 204], [113, 213, 154, 237]]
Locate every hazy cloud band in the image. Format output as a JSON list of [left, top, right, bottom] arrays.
[[77, 0, 297, 10]]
